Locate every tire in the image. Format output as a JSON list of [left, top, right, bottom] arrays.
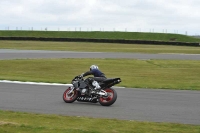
[[63, 87, 78, 103], [99, 88, 117, 106]]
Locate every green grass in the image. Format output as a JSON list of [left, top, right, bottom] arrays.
[[0, 59, 200, 90], [1, 41, 200, 54], [0, 110, 199, 133], [1, 30, 200, 42]]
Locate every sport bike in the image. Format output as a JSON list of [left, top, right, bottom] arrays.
[[63, 75, 121, 106]]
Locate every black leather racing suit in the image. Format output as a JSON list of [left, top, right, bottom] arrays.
[[82, 69, 107, 85]]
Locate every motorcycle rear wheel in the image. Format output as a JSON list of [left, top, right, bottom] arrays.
[[99, 88, 117, 106], [63, 87, 78, 103]]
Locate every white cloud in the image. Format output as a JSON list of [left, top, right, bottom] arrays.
[[0, 0, 200, 35]]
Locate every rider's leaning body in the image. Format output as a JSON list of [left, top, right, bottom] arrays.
[[81, 65, 107, 90]]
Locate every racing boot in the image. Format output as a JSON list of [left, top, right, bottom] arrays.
[[92, 81, 101, 91]]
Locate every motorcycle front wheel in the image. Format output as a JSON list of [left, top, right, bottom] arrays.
[[63, 87, 78, 103], [99, 88, 117, 106]]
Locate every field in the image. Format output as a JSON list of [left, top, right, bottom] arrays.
[[0, 32, 200, 132], [0, 110, 200, 133], [0, 58, 200, 90], [0, 40, 200, 54]]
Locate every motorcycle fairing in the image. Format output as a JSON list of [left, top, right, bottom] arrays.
[[100, 78, 121, 88]]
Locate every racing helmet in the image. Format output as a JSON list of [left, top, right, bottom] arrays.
[[90, 65, 99, 70]]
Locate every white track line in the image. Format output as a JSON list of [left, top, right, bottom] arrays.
[[0, 80, 125, 88], [0, 80, 73, 86]]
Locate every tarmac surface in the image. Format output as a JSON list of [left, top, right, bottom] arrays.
[[0, 82, 199, 125], [0, 49, 200, 60]]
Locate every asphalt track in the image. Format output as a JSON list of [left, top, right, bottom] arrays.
[[0, 83, 200, 125], [0, 49, 200, 60], [0, 49, 200, 125]]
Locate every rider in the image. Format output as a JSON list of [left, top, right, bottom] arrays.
[[80, 65, 107, 92]]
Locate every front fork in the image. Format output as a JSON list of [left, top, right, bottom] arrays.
[[67, 87, 76, 95]]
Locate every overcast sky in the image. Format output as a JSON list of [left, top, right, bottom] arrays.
[[0, 0, 199, 35]]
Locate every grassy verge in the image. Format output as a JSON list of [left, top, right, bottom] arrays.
[[1, 30, 200, 42], [0, 58, 200, 90], [0, 110, 199, 133], [0, 41, 200, 54]]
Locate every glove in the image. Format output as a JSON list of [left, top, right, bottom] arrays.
[[80, 73, 84, 77], [78, 73, 83, 78]]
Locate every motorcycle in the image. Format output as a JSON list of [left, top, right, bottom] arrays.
[[63, 75, 121, 106]]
